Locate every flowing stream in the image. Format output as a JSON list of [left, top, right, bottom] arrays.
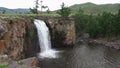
[[34, 19, 58, 58]]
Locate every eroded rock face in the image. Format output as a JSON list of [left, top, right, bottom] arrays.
[[0, 17, 40, 60], [0, 17, 26, 60]]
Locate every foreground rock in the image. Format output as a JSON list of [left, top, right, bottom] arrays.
[[9, 57, 39, 68], [0, 55, 39, 68]]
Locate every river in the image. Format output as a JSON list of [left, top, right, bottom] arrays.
[[38, 43, 120, 68]]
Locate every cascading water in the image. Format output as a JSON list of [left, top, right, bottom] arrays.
[[34, 19, 58, 58]]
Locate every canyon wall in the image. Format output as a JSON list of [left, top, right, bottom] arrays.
[[0, 16, 75, 60]]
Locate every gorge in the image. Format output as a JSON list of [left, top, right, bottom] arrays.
[[0, 16, 75, 60]]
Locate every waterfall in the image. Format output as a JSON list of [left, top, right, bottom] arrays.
[[34, 19, 58, 58]]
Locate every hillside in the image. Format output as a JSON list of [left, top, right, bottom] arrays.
[[69, 2, 120, 14], [0, 7, 30, 14]]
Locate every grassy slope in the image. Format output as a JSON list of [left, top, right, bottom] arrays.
[[69, 2, 120, 14]]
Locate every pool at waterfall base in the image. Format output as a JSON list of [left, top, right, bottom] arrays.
[[38, 44, 120, 68]]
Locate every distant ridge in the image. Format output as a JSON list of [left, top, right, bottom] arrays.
[[0, 7, 30, 14], [69, 2, 120, 14]]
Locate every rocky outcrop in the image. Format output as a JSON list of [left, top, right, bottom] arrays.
[[0, 17, 26, 60], [0, 17, 40, 60]]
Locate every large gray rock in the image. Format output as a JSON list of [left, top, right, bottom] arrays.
[[7, 57, 39, 68]]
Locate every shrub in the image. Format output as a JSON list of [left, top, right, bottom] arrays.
[[57, 2, 71, 17]]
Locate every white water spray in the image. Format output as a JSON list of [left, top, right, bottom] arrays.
[[34, 19, 58, 58]]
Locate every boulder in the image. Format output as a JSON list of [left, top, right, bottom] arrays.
[[7, 57, 39, 68]]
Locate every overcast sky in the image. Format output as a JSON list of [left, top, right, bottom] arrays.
[[0, 0, 120, 11]]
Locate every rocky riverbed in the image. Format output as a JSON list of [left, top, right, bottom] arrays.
[[88, 37, 120, 49], [76, 33, 120, 49]]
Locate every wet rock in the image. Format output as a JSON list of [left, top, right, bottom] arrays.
[[23, 18, 39, 58], [76, 33, 90, 44], [16, 65, 40, 68]]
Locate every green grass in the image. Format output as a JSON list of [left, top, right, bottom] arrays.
[[0, 13, 59, 17], [69, 2, 119, 15], [0, 63, 9, 68]]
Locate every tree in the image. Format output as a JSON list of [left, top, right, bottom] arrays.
[[46, 8, 50, 13], [35, 0, 39, 12], [2, 10, 6, 14], [30, 8, 38, 14], [42, 6, 50, 13], [42, 6, 48, 12], [57, 2, 71, 17], [30, 0, 40, 14]]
